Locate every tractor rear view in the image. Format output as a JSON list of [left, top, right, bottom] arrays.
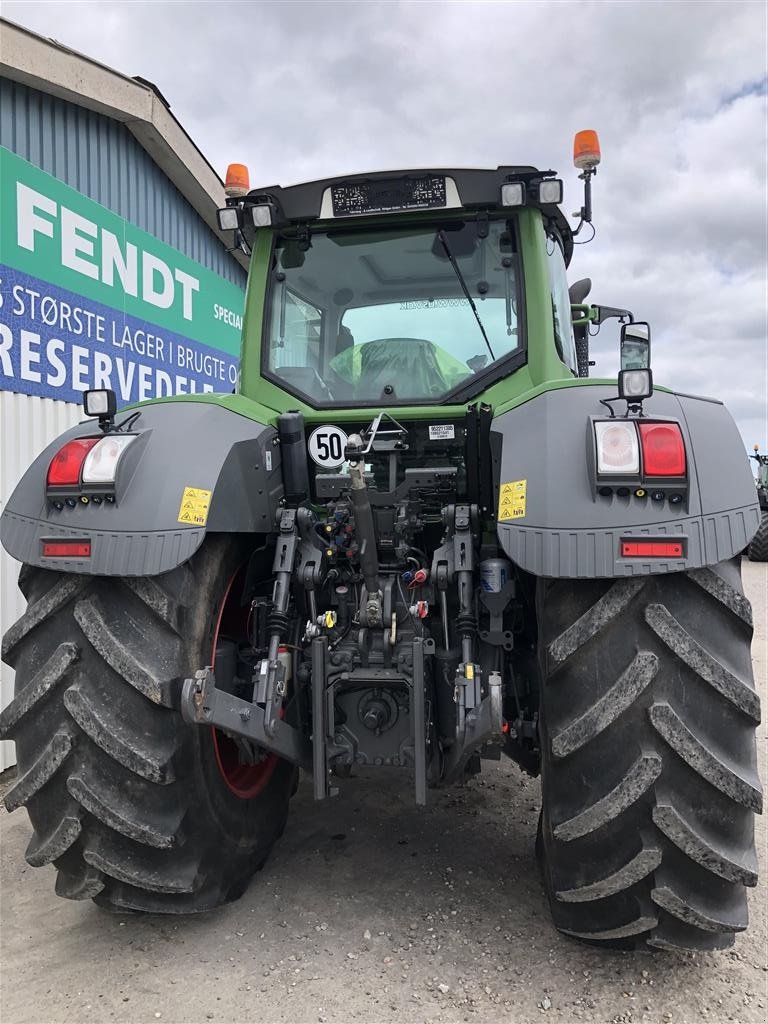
[[1, 132, 763, 951], [747, 445, 768, 560]]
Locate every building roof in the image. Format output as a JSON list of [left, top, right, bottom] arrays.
[[0, 17, 248, 271]]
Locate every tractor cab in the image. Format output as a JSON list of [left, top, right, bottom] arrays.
[[218, 165, 582, 415]]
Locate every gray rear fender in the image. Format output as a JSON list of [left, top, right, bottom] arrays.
[[493, 384, 760, 578], [1, 401, 284, 576]]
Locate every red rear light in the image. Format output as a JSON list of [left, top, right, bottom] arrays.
[[638, 422, 686, 476], [42, 540, 92, 557], [621, 541, 684, 558], [47, 438, 100, 487]]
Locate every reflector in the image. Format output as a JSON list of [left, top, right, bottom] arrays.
[[42, 540, 92, 557], [621, 541, 684, 558]]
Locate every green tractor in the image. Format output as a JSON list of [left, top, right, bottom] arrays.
[[1, 131, 763, 952], [747, 445, 768, 560]]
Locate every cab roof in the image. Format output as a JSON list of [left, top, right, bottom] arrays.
[[248, 166, 573, 264]]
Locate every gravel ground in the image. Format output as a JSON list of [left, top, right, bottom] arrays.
[[1, 560, 766, 1024]]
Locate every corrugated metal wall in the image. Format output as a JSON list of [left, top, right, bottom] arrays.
[[0, 393, 83, 770], [0, 78, 246, 770], [0, 77, 246, 288]]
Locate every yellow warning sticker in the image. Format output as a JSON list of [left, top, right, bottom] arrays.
[[177, 486, 212, 527], [498, 479, 527, 520]]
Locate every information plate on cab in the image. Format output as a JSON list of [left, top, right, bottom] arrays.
[[331, 176, 447, 217]]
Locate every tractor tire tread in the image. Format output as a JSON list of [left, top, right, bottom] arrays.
[[538, 560, 761, 951], [747, 514, 768, 561], [1, 538, 293, 912]]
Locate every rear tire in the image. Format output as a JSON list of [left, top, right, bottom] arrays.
[[747, 513, 768, 561], [0, 535, 294, 913], [537, 559, 762, 951]]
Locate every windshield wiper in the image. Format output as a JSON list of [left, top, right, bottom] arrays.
[[438, 229, 495, 362]]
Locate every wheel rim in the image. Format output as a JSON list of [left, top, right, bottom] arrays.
[[211, 566, 279, 799]]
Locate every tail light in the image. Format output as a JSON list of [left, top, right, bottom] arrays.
[[47, 438, 100, 487], [47, 434, 136, 489], [82, 435, 136, 484], [638, 422, 686, 476], [594, 421, 640, 475]]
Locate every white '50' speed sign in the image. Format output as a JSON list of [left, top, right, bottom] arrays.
[[308, 425, 348, 469]]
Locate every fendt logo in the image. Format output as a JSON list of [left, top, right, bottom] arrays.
[[17, 182, 201, 321]]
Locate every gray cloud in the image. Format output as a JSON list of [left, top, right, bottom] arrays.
[[4, 0, 767, 454]]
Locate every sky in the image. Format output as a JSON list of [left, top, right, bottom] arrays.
[[5, 0, 767, 454]]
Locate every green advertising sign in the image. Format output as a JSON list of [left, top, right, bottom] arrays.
[[0, 146, 245, 403], [0, 147, 245, 353]]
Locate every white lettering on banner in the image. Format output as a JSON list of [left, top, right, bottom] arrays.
[[176, 344, 227, 381], [111, 323, 166, 361], [142, 252, 174, 310], [60, 207, 99, 279], [0, 323, 216, 399], [15, 182, 201, 321], [214, 303, 243, 330], [72, 344, 90, 391], [12, 285, 107, 341], [17, 183, 56, 250], [47, 338, 66, 386], [0, 323, 11, 375], [101, 231, 138, 294], [174, 269, 200, 321], [93, 349, 112, 389], [20, 329, 42, 382]]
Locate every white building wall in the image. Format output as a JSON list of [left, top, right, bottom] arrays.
[[0, 391, 83, 770]]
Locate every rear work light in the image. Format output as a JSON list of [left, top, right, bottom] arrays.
[[82, 435, 136, 484], [594, 421, 640, 475], [621, 541, 684, 558], [639, 422, 686, 476], [47, 438, 100, 487], [42, 540, 91, 557], [500, 182, 525, 207]]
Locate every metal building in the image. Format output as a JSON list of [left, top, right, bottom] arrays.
[[0, 19, 248, 770]]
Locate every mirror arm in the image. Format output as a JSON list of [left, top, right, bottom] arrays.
[[594, 304, 634, 326]]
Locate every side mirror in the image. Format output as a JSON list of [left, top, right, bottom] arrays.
[[620, 321, 651, 369], [618, 322, 652, 401]]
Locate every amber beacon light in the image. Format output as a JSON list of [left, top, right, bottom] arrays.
[[225, 162, 250, 198], [573, 129, 601, 169]]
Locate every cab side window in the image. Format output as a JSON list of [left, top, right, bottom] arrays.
[[268, 288, 323, 370], [545, 233, 577, 374]]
